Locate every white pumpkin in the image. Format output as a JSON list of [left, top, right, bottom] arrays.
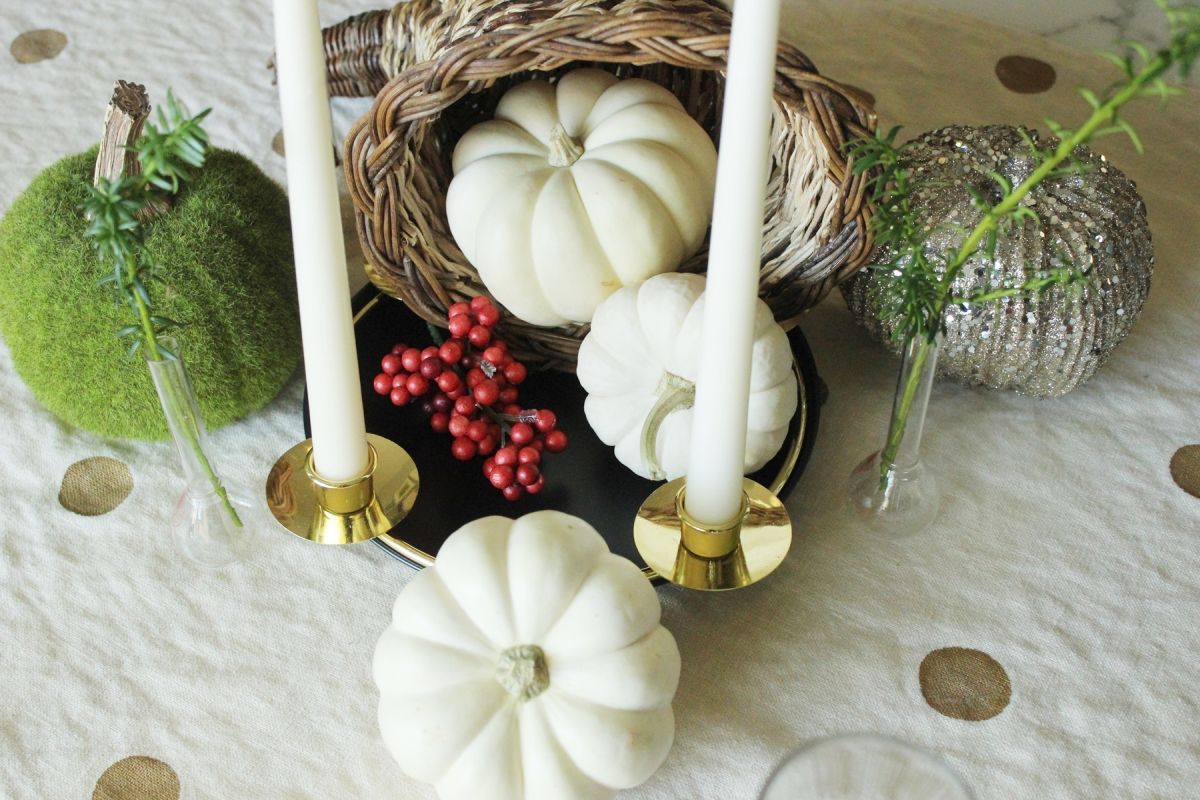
[[373, 510, 681, 800], [577, 273, 797, 481], [446, 68, 718, 326]]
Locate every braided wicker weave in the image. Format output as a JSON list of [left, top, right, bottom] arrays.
[[332, 0, 877, 371]]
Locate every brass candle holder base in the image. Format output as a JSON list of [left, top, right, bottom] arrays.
[[266, 433, 419, 545], [634, 477, 792, 591]]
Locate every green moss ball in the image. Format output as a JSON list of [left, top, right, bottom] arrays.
[[0, 147, 301, 439]]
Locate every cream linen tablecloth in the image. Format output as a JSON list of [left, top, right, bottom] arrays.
[[1, 1, 1198, 798]]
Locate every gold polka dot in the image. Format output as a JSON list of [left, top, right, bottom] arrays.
[[919, 647, 1011, 721], [272, 129, 285, 156], [995, 55, 1056, 94], [93, 756, 180, 800], [11, 29, 68, 64], [59, 456, 133, 516], [1170, 445, 1200, 498]]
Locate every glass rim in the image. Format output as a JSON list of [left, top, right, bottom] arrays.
[[760, 732, 974, 800]]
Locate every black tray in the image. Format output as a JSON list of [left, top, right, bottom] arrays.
[[303, 287, 821, 574]]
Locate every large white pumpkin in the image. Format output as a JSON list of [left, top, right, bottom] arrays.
[[577, 273, 797, 481], [446, 68, 718, 326], [373, 511, 681, 800]]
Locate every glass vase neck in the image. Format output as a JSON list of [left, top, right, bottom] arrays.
[[884, 333, 941, 471]]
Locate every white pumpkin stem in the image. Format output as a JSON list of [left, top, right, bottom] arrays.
[[641, 373, 696, 481], [496, 644, 550, 701], [547, 124, 585, 168]]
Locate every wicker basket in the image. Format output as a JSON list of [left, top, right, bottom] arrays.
[[329, 0, 877, 371]]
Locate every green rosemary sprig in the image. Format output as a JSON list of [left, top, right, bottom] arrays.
[[82, 92, 240, 527], [848, 0, 1199, 484]]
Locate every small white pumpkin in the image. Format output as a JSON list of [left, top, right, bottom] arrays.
[[373, 510, 681, 800], [577, 273, 797, 481], [446, 68, 718, 326]]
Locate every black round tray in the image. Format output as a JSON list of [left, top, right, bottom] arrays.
[[303, 287, 821, 574]]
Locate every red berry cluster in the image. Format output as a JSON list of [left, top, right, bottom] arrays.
[[371, 295, 568, 501]]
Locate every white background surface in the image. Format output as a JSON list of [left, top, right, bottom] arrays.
[[1, 1, 1198, 798]]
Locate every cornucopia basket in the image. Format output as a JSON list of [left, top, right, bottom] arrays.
[[327, 0, 877, 371]]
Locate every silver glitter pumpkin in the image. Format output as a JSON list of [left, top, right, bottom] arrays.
[[843, 124, 1153, 398]]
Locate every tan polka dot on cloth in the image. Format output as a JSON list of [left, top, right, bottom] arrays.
[[1170, 445, 1200, 498], [995, 55, 1057, 94], [59, 457, 133, 516], [11, 29, 68, 63], [919, 647, 1011, 721], [93, 756, 179, 800]]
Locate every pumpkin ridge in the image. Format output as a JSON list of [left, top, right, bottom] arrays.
[[569, 162, 686, 288], [434, 700, 519, 787], [521, 701, 618, 797], [424, 567, 509, 656], [540, 169, 620, 295], [579, 146, 695, 249]]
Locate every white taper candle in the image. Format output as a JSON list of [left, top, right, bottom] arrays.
[[683, 0, 781, 526], [273, 0, 370, 482]]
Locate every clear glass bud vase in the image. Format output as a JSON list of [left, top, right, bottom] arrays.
[[146, 340, 258, 566], [848, 333, 942, 536]]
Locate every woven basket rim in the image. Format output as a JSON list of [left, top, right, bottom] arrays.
[[343, 0, 877, 371]]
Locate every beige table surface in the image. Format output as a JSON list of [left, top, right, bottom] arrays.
[[1, 1, 1198, 798]]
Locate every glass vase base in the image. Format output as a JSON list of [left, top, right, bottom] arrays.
[[170, 490, 264, 568], [847, 452, 941, 537]]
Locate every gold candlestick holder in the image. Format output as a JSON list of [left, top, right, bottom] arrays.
[[265, 433, 419, 545], [633, 477, 792, 591]]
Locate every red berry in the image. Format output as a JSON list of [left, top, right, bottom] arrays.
[[448, 413, 470, 438], [401, 347, 423, 373], [502, 403, 523, 416], [535, 409, 557, 433], [439, 340, 464, 365], [466, 419, 489, 442], [476, 304, 501, 327], [448, 301, 471, 318], [451, 437, 477, 461], [468, 325, 491, 347], [525, 475, 545, 495], [430, 412, 449, 434], [470, 295, 492, 312], [454, 396, 476, 416], [544, 430, 568, 453], [495, 446, 518, 467], [498, 387, 519, 405], [473, 379, 500, 406], [518, 447, 540, 465], [390, 343, 407, 355], [478, 436, 497, 455], [482, 346, 506, 365], [381, 353, 402, 375], [448, 314, 472, 338], [373, 373, 393, 395], [436, 371, 462, 394], [466, 367, 487, 389], [421, 400, 435, 416], [406, 374, 429, 396], [431, 393, 451, 413], [419, 357, 442, 379], [482, 458, 496, 478], [516, 463, 539, 486], [489, 465, 514, 489], [392, 373, 409, 389], [504, 362, 527, 385], [502, 484, 524, 502], [389, 386, 410, 406], [509, 422, 534, 446], [531, 438, 545, 452]]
